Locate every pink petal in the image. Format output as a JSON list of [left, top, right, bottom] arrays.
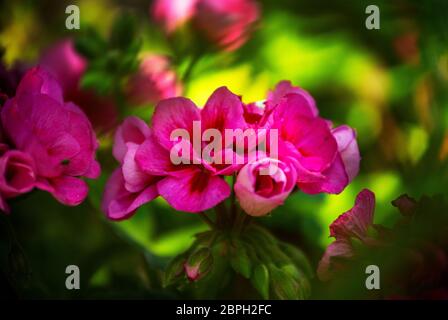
[[201, 86, 246, 133], [16, 66, 64, 104], [38, 176, 89, 206], [39, 39, 87, 96], [330, 189, 376, 241], [61, 102, 100, 177], [298, 154, 349, 195], [157, 168, 230, 212], [135, 136, 176, 175], [122, 142, 154, 193], [317, 239, 354, 281], [0, 150, 36, 197], [269, 81, 318, 116], [332, 125, 360, 182], [151, 97, 201, 150], [113, 116, 151, 163], [102, 169, 159, 220], [235, 158, 296, 216]]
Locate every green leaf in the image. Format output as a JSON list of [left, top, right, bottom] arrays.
[[279, 242, 314, 279], [187, 247, 211, 267], [269, 266, 300, 300], [75, 27, 106, 59], [110, 12, 137, 50], [230, 241, 252, 279], [80, 70, 113, 94], [280, 264, 311, 299], [163, 254, 186, 287], [251, 264, 270, 299]]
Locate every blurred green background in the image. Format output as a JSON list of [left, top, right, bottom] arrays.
[[1, 0, 447, 299]]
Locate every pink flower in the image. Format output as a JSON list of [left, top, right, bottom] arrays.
[[40, 39, 118, 133], [194, 0, 260, 51], [102, 117, 160, 220], [151, 0, 199, 33], [269, 81, 360, 195], [1, 67, 100, 206], [133, 87, 245, 213], [0, 150, 36, 213], [125, 55, 182, 107], [317, 189, 375, 281], [40, 39, 86, 96], [235, 156, 296, 216]]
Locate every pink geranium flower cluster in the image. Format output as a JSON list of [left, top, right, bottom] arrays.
[[0, 67, 100, 213], [103, 81, 360, 219]]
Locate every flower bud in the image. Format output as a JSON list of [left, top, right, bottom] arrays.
[[184, 247, 213, 281]]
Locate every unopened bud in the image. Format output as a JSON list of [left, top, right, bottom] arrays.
[[184, 248, 213, 281]]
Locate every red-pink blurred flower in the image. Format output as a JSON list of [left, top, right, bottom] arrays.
[[40, 39, 86, 95], [40, 39, 118, 133], [1, 67, 100, 206], [194, 0, 260, 51], [151, 0, 199, 33], [0, 150, 36, 213], [126, 55, 182, 107], [235, 157, 296, 216], [317, 189, 375, 281]]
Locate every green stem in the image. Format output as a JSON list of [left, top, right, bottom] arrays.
[[199, 212, 215, 229], [181, 54, 201, 85], [230, 173, 237, 222], [215, 202, 228, 228]]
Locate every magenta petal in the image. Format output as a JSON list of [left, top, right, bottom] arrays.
[[151, 97, 201, 150], [0, 150, 36, 197], [298, 154, 349, 195], [85, 160, 101, 179], [122, 142, 154, 193], [135, 136, 175, 175], [201, 86, 246, 132], [102, 169, 159, 220], [267, 81, 318, 117], [39, 39, 86, 96], [61, 102, 100, 177], [330, 189, 376, 241], [295, 117, 338, 172], [212, 149, 244, 176], [41, 176, 89, 206], [157, 169, 230, 212], [113, 116, 151, 163], [274, 92, 317, 121], [16, 66, 64, 104], [317, 239, 354, 281], [332, 125, 360, 182]]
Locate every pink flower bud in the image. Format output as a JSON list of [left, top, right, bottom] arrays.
[[126, 55, 182, 107], [235, 157, 297, 216]]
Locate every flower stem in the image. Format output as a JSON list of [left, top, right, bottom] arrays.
[[199, 212, 215, 229], [230, 173, 237, 222]]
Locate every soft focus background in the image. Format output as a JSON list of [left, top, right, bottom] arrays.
[[1, 0, 448, 299]]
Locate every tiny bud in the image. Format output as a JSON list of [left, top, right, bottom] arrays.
[[184, 248, 213, 281]]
